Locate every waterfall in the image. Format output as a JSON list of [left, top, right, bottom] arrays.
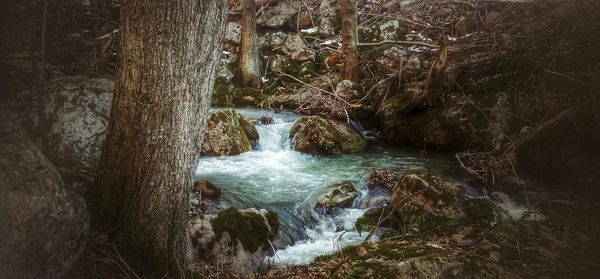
[[196, 108, 462, 266], [255, 119, 293, 152]]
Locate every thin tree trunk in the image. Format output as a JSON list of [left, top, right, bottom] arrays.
[[91, 0, 227, 276], [340, 0, 358, 81], [238, 0, 261, 88]]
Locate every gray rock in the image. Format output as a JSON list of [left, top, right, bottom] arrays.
[[216, 63, 234, 83], [318, 0, 340, 37], [258, 31, 288, 50], [282, 34, 315, 62], [202, 109, 259, 156], [0, 120, 89, 278], [224, 21, 241, 44], [189, 208, 278, 276], [335, 80, 360, 101], [315, 181, 358, 214], [290, 115, 367, 155], [256, 0, 301, 28], [7, 76, 113, 172]]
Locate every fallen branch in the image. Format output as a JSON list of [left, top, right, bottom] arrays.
[[358, 40, 439, 49], [274, 71, 352, 106]]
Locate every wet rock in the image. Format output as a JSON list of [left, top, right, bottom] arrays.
[[290, 115, 367, 155], [194, 179, 221, 200], [256, 0, 301, 28], [202, 109, 259, 156], [335, 80, 360, 101], [315, 181, 358, 213], [0, 121, 89, 278], [258, 31, 288, 50], [257, 116, 275, 125], [189, 207, 278, 276], [283, 34, 315, 62], [224, 21, 241, 44], [318, 0, 340, 37]]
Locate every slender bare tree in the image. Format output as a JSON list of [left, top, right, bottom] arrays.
[[340, 0, 358, 80], [238, 0, 261, 88]]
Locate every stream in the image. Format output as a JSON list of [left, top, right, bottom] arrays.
[[195, 109, 475, 266]]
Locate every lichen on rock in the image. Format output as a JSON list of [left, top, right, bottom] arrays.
[[290, 115, 367, 155], [201, 109, 259, 156], [315, 181, 358, 214]]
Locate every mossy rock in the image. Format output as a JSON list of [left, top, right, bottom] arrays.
[[388, 171, 464, 229], [298, 62, 317, 79], [201, 109, 259, 156], [212, 83, 234, 107], [315, 181, 358, 214], [290, 115, 367, 155], [232, 87, 262, 107], [210, 207, 278, 253]]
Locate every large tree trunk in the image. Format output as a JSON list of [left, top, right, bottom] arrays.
[[238, 0, 261, 88], [91, 0, 227, 276], [340, 0, 358, 81]]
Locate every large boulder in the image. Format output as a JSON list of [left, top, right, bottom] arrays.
[[256, 0, 301, 28], [5, 76, 113, 173], [0, 121, 89, 278], [315, 181, 358, 214], [189, 207, 278, 276], [202, 109, 259, 156], [290, 115, 367, 155]]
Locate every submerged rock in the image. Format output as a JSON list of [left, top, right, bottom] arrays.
[[315, 181, 358, 214], [189, 207, 278, 276], [0, 121, 89, 278], [290, 115, 367, 155], [202, 109, 259, 156]]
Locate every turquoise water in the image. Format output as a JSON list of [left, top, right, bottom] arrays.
[[195, 109, 465, 265]]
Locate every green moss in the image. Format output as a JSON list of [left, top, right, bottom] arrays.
[[298, 62, 317, 79], [462, 198, 506, 233], [403, 67, 428, 82], [210, 207, 278, 253], [212, 83, 233, 107], [238, 115, 259, 141]]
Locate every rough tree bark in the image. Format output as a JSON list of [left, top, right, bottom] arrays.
[[340, 0, 358, 81], [238, 0, 261, 88], [91, 0, 227, 276]]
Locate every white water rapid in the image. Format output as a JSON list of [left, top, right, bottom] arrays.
[[195, 109, 465, 266]]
